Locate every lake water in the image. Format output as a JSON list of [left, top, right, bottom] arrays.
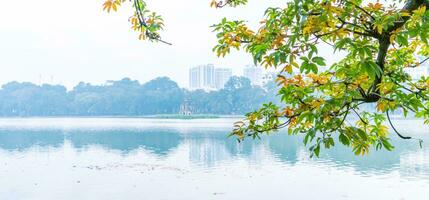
[[0, 118, 428, 200]]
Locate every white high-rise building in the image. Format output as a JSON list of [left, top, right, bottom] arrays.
[[243, 64, 263, 86], [202, 64, 215, 88], [215, 68, 232, 89], [189, 66, 202, 89], [189, 64, 217, 90]]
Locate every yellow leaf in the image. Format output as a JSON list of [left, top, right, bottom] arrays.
[[388, 101, 396, 109], [284, 64, 292, 74], [376, 25, 383, 34], [379, 125, 389, 137], [303, 25, 313, 35], [283, 107, 294, 117], [310, 99, 324, 110], [103, 0, 121, 13], [401, 12, 411, 17], [414, 6, 426, 16], [376, 101, 386, 112], [389, 34, 396, 44], [103, 1, 113, 12], [210, 0, 218, 8], [373, 2, 382, 10]]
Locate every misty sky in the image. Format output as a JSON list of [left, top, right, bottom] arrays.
[[0, 0, 346, 89]]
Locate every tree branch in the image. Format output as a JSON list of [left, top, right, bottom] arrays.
[[351, 107, 367, 125], [409, 56, 429, 68], [343, 0, 376, 21], [387, 110, 423, 148], [387, 0, 429, 33], [133, 0, 172, 45], [386, 110, 412, 139]]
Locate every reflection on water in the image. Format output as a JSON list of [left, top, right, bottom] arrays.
[[67, 130, 181, 155], [0, 119, 428, 180]]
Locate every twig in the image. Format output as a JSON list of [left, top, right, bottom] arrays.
[[409, 56, 429, 68], [351, 107, 367, 125], [386, 110, 411, 139]]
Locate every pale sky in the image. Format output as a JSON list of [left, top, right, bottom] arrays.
[[0, 0, 294, 89]]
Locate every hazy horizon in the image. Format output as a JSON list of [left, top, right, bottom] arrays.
[[0, 75, 252, 90], [0, 0, 287, 89]]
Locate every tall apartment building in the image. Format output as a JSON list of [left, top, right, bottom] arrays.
[[243, 64, 263, 86], [189, 66, 202, 89], [202, 64, 215, 88], [189, 64, 217, 90], [215, 68, 232, 89]]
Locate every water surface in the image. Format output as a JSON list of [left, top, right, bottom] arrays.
[[0, 118, 428, 199]]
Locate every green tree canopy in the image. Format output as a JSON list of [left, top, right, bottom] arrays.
[[103, 0, 429, 157]]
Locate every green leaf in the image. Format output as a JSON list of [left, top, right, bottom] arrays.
[[357, 128, 368, 141], [314, 144, 320, 157], [312, 57, 326, 66], [339, 133, 350, 146], [381, 138, 394, 151], [396, 34, 408, 46]]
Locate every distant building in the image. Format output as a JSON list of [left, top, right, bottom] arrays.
[[243, 64, 262, 86], [202, 64, 215, 88], [189, 64, 216, 90], [189, 64, 232, 90], [214, 68, 232, 89], [189, 63, 278, 89], [179, 99, 192, 115], [189, 66, 202, 89], [243, 64, 278, 86], [261, 72, 277, 86]]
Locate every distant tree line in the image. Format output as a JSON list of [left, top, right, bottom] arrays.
[[0, 76, 279, 116]]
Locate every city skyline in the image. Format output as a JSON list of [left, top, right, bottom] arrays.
[[189, 64, 229, 90], [188, 63, 278, 90], [6, 63, 264, 91], [10, 60, 429, 91]]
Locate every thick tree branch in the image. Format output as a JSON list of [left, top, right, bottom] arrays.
[[363, 0, 429, 102], [387, 0, 429, 33]]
